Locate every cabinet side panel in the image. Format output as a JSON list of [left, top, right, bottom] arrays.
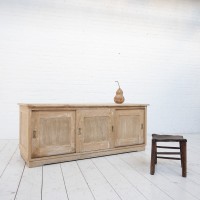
[[19, 107, 29, 160]]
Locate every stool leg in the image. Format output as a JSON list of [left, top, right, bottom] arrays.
[[179, 142, 182, 168], [180, 141, 187, 177], [150, 139, 156, 175], [155, 143, 157, 164]]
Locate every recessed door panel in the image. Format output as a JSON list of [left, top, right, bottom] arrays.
[[115, 109, 145, 147], [32, 111, 75, 158], [77, 109, 112, 152]]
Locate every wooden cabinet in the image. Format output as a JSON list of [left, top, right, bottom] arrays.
[[19, 104, 148, 167]]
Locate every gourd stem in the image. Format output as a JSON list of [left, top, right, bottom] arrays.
[[115, 81, 120, 88]]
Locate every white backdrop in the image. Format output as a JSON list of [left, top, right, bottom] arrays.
[[0, 0, 200, 139]]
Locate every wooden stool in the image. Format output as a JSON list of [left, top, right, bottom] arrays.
[[150, 134, 187, 177]]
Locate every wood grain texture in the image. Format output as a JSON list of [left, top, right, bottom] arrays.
[[19, 106, 31, 161], [32, 111, 75, 158], [19, 104, 147, 167], [77, 109, 112, 152], [115, 109, 145, 147], [18, 103, 149, 108]]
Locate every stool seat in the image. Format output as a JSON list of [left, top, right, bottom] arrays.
[[150, 134, 187, 177], [152, 134, 186, 142]]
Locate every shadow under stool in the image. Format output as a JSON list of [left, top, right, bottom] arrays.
[[150, 134, 187, 177]]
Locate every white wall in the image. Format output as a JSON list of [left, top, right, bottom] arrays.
[[0, 0, 200, 139]]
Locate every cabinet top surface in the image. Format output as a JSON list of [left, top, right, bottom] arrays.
[[19, 103, 149, 108]]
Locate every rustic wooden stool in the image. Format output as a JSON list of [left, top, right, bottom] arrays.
[[150, 134, 187, 177]]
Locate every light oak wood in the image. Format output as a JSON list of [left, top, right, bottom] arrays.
[[19, 104, 148, 167], [19, 107, 29, 160], [31, 111, 75, 158], [77, 109, 112, 152], [28, 145, 145, 168], [115, 109, 145, 147]]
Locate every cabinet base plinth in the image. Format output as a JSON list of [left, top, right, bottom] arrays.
[[24, 145, 145, 168]]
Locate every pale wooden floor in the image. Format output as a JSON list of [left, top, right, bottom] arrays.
[[0, 134, 200, 200]]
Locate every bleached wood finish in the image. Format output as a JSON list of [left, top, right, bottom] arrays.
[[77, 109, 112, 152], [19, 107, 30, 161], [115, 109, 144, 147], [19, 104, 148, 167], [32, 111, 75, 158]]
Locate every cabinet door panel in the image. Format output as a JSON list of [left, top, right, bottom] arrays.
[[115, 109, 144, 147], [77, 109, 112, 152], [32, 111, 75, 158]]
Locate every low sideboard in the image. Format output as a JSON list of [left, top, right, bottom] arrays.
[[19, 103, 148, 167]]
